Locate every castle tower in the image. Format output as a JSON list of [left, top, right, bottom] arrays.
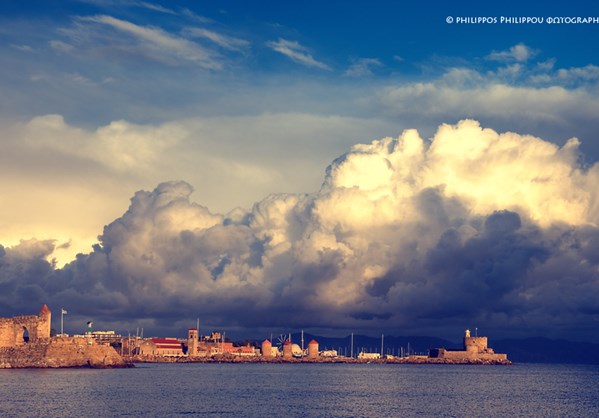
[[38, 304, 51, 340], [464, 332, 488, 354], [308, 339, 319, 359], [187, 328, 198, 356], [261, 339, 273, 358]]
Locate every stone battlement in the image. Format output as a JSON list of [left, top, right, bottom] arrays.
[[0, 305, 129, 368], [464, 336, 489, 353], [0, 305, 51, 348]]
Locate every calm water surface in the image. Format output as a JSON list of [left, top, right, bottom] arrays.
[[1, 363, 598, 417]]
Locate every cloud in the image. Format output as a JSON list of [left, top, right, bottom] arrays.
[[181, 8, 213, 24], [487, 43, 537, 62], [0, 239, 56, 314], [2, 120, 599, 341], [18, 114, 179, 172], [557, 65, 599, 84], [10, 44, 35, 52], [77, 15, 222, 69], [49, 40, 74, 53], [183, 27, 249, 51], [380, 82, 599, 123], [0, 112, 386, 266], [266, 39, 331, 70], [344, 58, 383, 77], [138, 1, 177, 15], [376, 70, 599, 162]]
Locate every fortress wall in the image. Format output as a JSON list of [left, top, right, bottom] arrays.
[[0, 315, 39, 347], [0, 319, 15, 347], [37, 312, 51, 340], [479, 352, 507, 361], [15, 315, 40, 346], [440, 350, 476, 360], [0, 310, 51, 348], [433, 350, 506, 362]]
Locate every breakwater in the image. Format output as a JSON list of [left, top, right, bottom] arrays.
[[129, 354, 511, 365]]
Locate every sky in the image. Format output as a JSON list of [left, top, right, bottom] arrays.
[[1, 0, 599, 342]]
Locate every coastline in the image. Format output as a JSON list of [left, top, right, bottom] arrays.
[[128, 354, 512, 366], [0, 337, 132, 369]]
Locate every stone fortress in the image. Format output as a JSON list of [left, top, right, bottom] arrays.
[[428, 329, 508, 362], [0, 305, 127, 368]]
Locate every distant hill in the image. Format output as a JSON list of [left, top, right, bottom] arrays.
[[493, 338, 599, 365], [246, 334, 599, 364]]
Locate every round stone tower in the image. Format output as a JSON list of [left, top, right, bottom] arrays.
[[308, 339, 319, 359], [261, 339, 273, 358], [282, 340, 293, 359]]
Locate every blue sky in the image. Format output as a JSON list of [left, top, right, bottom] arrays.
[[2, 0, 598, 124], [2, 1, 599, 341]]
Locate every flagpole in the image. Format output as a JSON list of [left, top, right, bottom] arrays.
[[60, 308, 68, 336]]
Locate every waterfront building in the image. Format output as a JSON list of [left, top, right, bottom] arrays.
[[321, 349, 338, 358], [358, 352, 381, 360], [139, 338, 184, 357]]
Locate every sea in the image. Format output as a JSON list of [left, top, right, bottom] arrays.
[[1, 363, 598, 417]]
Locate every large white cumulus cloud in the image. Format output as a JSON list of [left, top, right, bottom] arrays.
[[0, 112, 389, 266], [2, 120, 599, 340]]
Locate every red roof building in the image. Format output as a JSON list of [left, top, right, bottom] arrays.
[[139, 338, 184, 357]]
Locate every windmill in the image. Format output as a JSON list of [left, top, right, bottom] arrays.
[[276, 334, 290, 351]]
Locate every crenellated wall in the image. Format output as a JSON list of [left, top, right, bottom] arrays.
[[0, 305, 52, 348], [464, 336, 488, 353]]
